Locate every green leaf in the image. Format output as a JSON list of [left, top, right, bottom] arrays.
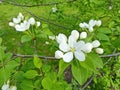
[[0, 38, 2, 45], [58, 60, 70, 77], [98, 28, 111, 34], [34, 55, 42, 69], [23, 70, 38, 79], [21, 35, 32, 43], [42, 77, 52, 90], [86, 53, 103, 69], [72, 60, 91, 85], [96, 33, 109, 41], [0, 49, 5, 61]]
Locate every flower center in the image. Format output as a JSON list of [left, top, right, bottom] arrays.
[[71, 48, 76, 53]]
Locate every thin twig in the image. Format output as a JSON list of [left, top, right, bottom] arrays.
[[82, 76, 94, 90], [99, 52, 120, 58], [3, 0, 77, 7]]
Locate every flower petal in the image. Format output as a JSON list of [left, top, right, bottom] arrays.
[[59, 43, 70, 52], [63, 52, 73, 63], [75, 41, 85, 50], [74, 51, 85, 61], [89, 19, 96, 27], [55, 50, 63, 59], [71, 30, 79, 40], [56, 33, 67, 44], [68, 35, 76, 48]]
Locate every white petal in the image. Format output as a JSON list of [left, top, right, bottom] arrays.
[[95, 48, 104, 54], [13, 17, 21, 24], [63, 52, 73, 63], [88, 26, 94, 32], [80, 32, 87, 39], [83, 43, 93, 53], [49, 35, 55, 40], [59, 43, 70, 52], [18, 12, 24, 20], [74, 51, 85, 61], [71, 30, 79, 40], [75, 41, 85, 50], [56, 33, 67, 44], [2, 83, 9, 90], [68, 35, 76, 48], [55, 50, 63, 59], [89, 19, 96, 27], [15, 25, 25, 31], [92, 40, 100, 48]]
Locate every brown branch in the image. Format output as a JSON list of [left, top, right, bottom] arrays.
[[3, 0, 77, 7], [12, 54, 57, 60], [12, 52, 120, 60]]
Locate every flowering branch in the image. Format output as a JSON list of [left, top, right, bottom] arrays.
[[3, 0, 77, 7]]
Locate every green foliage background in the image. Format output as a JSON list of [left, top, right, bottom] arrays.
[[0, 0, 120, 90]]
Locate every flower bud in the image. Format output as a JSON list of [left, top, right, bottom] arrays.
[[92, 40, 100, 48], [49, 35, 55, 40], [9, 22, 15, 27], [28, 17, 35, 25], [2, 83, 9, 90], [80, 32, 87, 39], [9, 86, 17, 90], [96, 20, 102, 26], [95, 48, 104, 54], [55, 50, 63, 59], [36, 21, 41, 27]]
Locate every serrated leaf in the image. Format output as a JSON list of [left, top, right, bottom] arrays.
[[23, 70, 38, 79], [34, 55, 42, 69], [21, 35, 32, 43], [58, 60, 70, 77]]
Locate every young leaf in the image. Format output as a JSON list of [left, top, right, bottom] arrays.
[[72, 60, 91, 85], [58, 60, 70, 77], [23, 70, 38, 79], [21, 35, 32, 43], [42, 77, 52, 90], [34, 55, 42, 69], [96, 33, 109, 41], [0, 37, 2, 45]]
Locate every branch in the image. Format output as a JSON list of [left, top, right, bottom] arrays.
[[99, 52, 120, 58], [12, 54, 57, 60], [3, 0, 77, 7]]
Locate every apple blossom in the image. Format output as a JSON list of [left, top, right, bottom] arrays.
[[28, 17, 35, 25], [56, 33, 67, 44], [95, 48, 104, 54], [82, 43, 93, 53], [92, 40, 100, 48], [1, 83, 9, 90], [80, 32, 87, 39]]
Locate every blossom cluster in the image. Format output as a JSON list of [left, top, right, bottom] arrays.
[[55, 30, 104, 63], [1, 80, 17, 90], [79, 19, 101, 32], [9, 13, 41, 32]]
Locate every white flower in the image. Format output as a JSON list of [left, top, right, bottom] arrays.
[[13, 17, 21, 24], [55, 50, 64, 59], [36, 21, 41, 27], [82, 43, 93, 53], [52, 5, 57, 12], [2, 83, 9, 90], [56, 33, 67, 44], [79, 19, 102, 32], [9, 22, 15, 27], [55, 33, 86, 62], [9, 86, 17, 90], [28, 17, 35, 25], [92, 40, 100, 48], [95, 48, 104, 54], [15, 20, 30, 31], [80, 32, 87, 39], [49, 35, 56, 40], [95, 20, 102, 26]]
